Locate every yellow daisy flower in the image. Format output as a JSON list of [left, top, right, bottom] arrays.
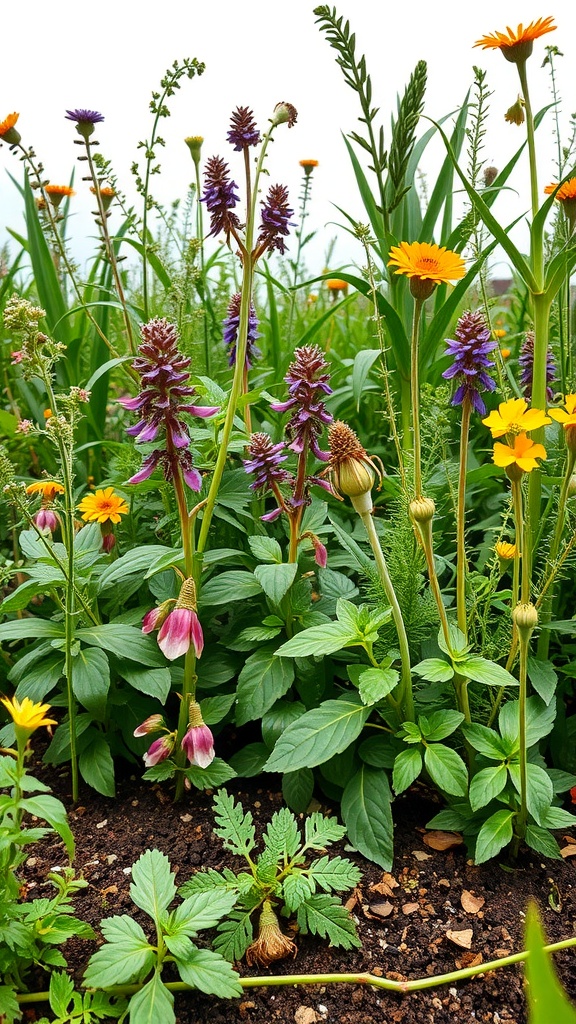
[[495, 541, 519, 561], [549, 394, 576, 452], [77, 487, 129, 524], [492, 433, 547, 473], [388, 241, 466, 300], [1, 695, 57, 734], [26, 480, 65, 501], [482, 397, 550, 438]]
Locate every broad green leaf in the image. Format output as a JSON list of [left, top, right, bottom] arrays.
[[419, 710, 464, 741], [457, 656, 518, 688], [13, 654, 64, 702], [424, 744, 468, 796], [355, 666, 399, 705], [200, 571, 262, 606], [19, 795, 74, 859], [73, 647, 110, 718], [79, 734, 115, 798], [130, 849, 177, 921], [275, 622, 359, 659], [199, 693, 236, 725], [118, 665, 172, 702], [392, 748, 422, 794], [75, 625, 166, 667], [469, 764, 507, 811], [475, 809, 515, 864], [283, 768, 314, 813], [177, 947, 242, 998], [48, 971, 74, 1017], [0, 619, 64, 641], [527, 656, 557, 706], [229, 742, 269, 777], [235, 647, 295, 725], [542, 806, 576, 829], [0, 985, 20, 1024], [525, 826, 562, 860], [508, 762, 553, 825], [341, 765, 394, 870], [499, 696, 556, 749], [128, 973, 175, 1024], [254, 562, 298, 604], [264, 696, 371, 772], [97, 546, 174, 592], [262, 699, 306, 749], [184, 758, 236, 790], [524, 903, 576, 1022], [83, 915, 155, 987], [358, 735, 397, 769], [463, 723, 510, 760], [172, 890, 238, 934], [248, 536, 282, 564], [413, 657, 454, 682], [352, 349, 381, 410]]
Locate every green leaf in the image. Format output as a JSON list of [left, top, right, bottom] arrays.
[[341, 765, 394, 870], [184, 758, 236, 790], [177, 948, 242, 998], [79, 734, 115, 798], [499, 696, 556, 748], [352, 349, 381, 410], [275, 622, 359, 658], [228, 742, 269, 778], [0, 985, 20, 1024], [19, 795, 74, 859], [172, 889, 239, 934], [97, 546, 174, 592], [457, 656, 518, 688], [254, 562, 298, 604], [118, 665, 172, 702], [262, 806, 300, 861], [178, 868, 239, 900], [130, 849, 177, 922], [283, 768, 314, 813], [463, 723, 509, 759], [525, 826, 562, 860], [308, 854, 361, 892], [13, 654, 64, 702], [73, 647, 110, 718], [354, 666, 399, 705], [358, 735, 396, 768], [542, 806, 576, 830], [212, 790, 256, 858], [235, 647, 295, 726], [528, 657, 558, 706], [424, 744, 468, 796], [392, 747, 422, 794], [262, 699, 306, 749], [413, 657, 454, 682], [200, 571, 262, 606], [297, 893, 360, 949], [304, 812, 347, 849], [0, 619, 64, 641], [83, 915, 155, 987], [75, 625, 166, 667], [200, 693, 236, 725], [48, 971, 74, 1017], [469, 764, 508, 811], [283, 872, 314, 911], [264, 695, 371, 772], [419, 710, 464, 741], [475, 809, 515, 864], [509, 763, 553, 825], [248, 536, 283, 563], [128, 973, 175, 1024], [524, 902, 576, 1022], [214, 909, 254, 962]]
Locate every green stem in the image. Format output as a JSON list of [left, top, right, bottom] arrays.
[[194, 160, 209, 377], [456, 399, 471, 639], [527, 295, 552, 547], [359, 508, 414, 722], [537, 449, 576, 658], [172, 465, 196, 802], [515, 628, 530, 847], [410, 298, 425, 497], [517, 60, 539, 225]]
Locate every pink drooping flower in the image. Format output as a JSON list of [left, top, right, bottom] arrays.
[[34, 508, 58, 533], [133, 714, 165, 738], [142, 600, 175, 634], [157, 607, 204, 661], [143, 733, 175, 767], [181, 699, 215, 768]]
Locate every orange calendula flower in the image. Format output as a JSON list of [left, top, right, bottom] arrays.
[[500, 348, 511, 359], [26, 480, 65, 501], [77, 487, 129, 524], [474, 17, 556, 63], [326, 278, 348, 293], [0, 112, 21, 145], [45, 185, 75, 197], [387, 241, 466, 300], [482, 397, 550, 438], [492, 432, 547, 473], [1, 695, 57, 735], [300, 159, 318, 177], [544, 178, 576, 203]]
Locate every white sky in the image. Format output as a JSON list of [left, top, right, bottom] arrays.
[[2, 0, 575, 278]]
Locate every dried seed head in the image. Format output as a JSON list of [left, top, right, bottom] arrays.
[[245, 902, 297, 966]]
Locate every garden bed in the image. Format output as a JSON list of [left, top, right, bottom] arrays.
[[23, 752, 576, 1024]]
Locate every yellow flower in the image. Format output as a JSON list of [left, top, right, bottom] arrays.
[[492, 433, 547, 473], [325, 278, 348, 292], [77, 487, 129, 524], [549, 394, 576, 427], [300, 159, 318, 168], [44, 409, 53, 419], [495, 541, 519, 561], [482, 397, 550, 438], [504, 96, 525, 125], [45, 185, 75, 197], [500, 347, 511, 359], [387, 242, 466, 300], [474, 17, 556, 63], [493, 329, 506, 339], [544, 178, 576, 203], [1, 695, 57, 735], [26, 480, 65, 501], [0, 112, 21, 145]]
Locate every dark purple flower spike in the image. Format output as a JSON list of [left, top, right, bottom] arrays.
[[442, 310, 497, 415]]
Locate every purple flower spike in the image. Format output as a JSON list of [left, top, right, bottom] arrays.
[[519, 330, 556, 401], [244, 432, 292, 492], [124, 318, 217, 490], [65, 109, 104, 124], [255, 184, 295, 256], [201, 156, 241, 243], [227, 106, 261, 151], [223, 293, 261, 368], [272, 345, 333, 460], [442, 310, 497, 416]]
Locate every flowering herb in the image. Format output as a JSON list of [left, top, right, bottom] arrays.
[[271, 344, 332, 462], [201, 155, 241, 244], [254, 183, 296, 258], [474, 17, 556, 63], [519, 331, 555, 401], [443, 310, 497, 415], [222, 292, 260, 368], [227, 106, 261, 150]]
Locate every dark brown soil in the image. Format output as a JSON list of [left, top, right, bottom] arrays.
[[21, 755, 576, 1024]]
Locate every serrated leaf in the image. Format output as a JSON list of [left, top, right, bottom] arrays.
[[178, 868, 239, 899], [130, 850, 177, 921], [525, 825, 562, 860], [457, 656, 518, 688], [499, 696, 556, 748], [235, 647, 295, 726], [341, 765, 393, 870], [542, 806, 576, 829], [356, 666, 399, 705], [308, 854, 362, 893], [296, 894, 360, 949], [170, 889, 238, 934], [475, 809, 514, 864], [282, 767, 314, 813], [200, 571, 262, 606], [48, 971, 74, 1016], [0, 985, 20, 1023], [304, 812, 347, 849], [128, 973, 174, 1024], [275, 621, 359, 658], [143, 762, 176, 782], [248, 536, 283, 563], [214, 909, 254, 962], [392, 747, 422, 794], [177, 947, 242, 998], [264, 696, 371, 772], [253, 562, 298, 604], [283, 872, 314, 911], [424, 743, 468, 796], [262, 806, 300, 861], [212, 790, 256, 857], [462, 723, 509, 759], [420, 710, 464, 741], [469, 764, 508, 811], [508, 762, 553, 825], [83, 915, 155, 987]]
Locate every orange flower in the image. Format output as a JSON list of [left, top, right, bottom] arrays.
[[77, 487, 129, 524], [300, 159, 318, 177], [26, 480, 65, 501], [549, 394, 576, 452], [500, 348, 511, 359], [388, 241, 466, 301], [0, 112, 21, 145], [544, 178, 576, 203], [325, 278, 348, 293], [492, 432, 547, 473], [474, 17, 556, 63], [45, 185, 75, 198], [482, 397, 550, 438]]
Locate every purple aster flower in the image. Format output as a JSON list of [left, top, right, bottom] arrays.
[[271, 345, 333, 461], [201, 155, 241, 244], [519, 331, 556, 401], [122, 318, 218, 490], [65, 109, 105, 124], [442, 310, 497, 415], [254, 184, 295, 258], [223, 293, 261, 368], [227, 106, 261, 151]]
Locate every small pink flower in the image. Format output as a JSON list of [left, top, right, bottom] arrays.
[[34, 508, 58, 533], [11, 350, 23, 364], [17, 419, 33, 434], [134, 714, 165, 738], [101, 531, 116, 553], [142, 600, 174, 635], [143, 733, 174, 767], [181, 722, 215, 768], [157, 607, 204, 661], [312, 538, 327, 568]]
